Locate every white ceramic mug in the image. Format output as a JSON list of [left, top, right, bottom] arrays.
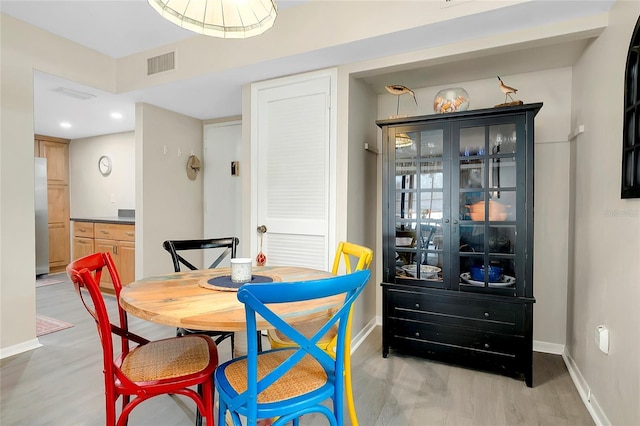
[[230, 258, 252, 283]]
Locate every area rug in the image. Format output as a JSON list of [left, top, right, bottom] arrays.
[[36, 314, 73, 336], [35, 275, 65, 288]]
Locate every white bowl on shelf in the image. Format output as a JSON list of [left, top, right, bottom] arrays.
[[402, 264, 441, 279]]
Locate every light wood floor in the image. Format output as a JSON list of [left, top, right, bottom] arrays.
[[1, 274, 594, 426]]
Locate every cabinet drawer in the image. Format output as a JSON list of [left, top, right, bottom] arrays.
[[94, 223, 135, 241], [388, 289, 522, 333], [391, 319, 522, 357], [73, 221, 94, 238]]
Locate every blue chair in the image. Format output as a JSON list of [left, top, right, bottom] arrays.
[[215, 269, 371, 426]]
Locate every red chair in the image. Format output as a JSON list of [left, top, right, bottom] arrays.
[[66, 252, 219, 426]]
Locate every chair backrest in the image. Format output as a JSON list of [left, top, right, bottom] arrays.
[[162, 237, 239, 272], [236, 269, 371, 422], [66, 252, 148, 390], [331, 241, 373, 275]]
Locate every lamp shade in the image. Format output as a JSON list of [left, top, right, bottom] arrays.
[[148, 0, 278, 39]]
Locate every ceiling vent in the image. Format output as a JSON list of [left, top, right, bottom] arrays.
[[147, 52, 175, 76], [53, 87, 96, 100]]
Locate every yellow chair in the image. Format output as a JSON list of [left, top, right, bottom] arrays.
[[267, 241, 373, 426]]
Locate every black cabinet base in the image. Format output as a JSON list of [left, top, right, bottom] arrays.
[[382, 284, 534, 387]]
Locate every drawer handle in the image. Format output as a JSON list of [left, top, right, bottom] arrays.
[[414, 332, 420, 338], [79, 229, 86, 232], [125, 232, 134, 236], [101, 230, 109, 234], [414, 303, 420, 309], [484, 343, 490, 349], [484, 312, 490, 318]]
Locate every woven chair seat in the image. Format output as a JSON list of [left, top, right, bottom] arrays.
[[222, 349, 328, 403], [122, 335, 212, 382]]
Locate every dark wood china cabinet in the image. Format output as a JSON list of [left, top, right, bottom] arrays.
[[377, 103, 542, 387]]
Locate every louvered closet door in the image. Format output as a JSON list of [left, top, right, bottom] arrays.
[[254, 74, 333, 270]]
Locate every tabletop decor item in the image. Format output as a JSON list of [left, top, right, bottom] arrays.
[[433, 87, 470, 113], [496, 76, 524, 107], [385, 84, 418, 118], [231, 258, 252, 283]]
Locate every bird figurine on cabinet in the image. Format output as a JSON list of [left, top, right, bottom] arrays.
[[385, 84, 418, 118], [496, 76, 523, 107]]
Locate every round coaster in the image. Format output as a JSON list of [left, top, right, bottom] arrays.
[[201, 274, 274, 292]]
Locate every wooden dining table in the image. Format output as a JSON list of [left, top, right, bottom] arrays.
[[119, 265, 339, 338]]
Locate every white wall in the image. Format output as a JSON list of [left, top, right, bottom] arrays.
[[569, 2, 640, 424], [0, 14, 115, 355], [69, 132, 135, 218], [136, 103, 204, 278]]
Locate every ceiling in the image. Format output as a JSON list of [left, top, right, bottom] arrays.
[[0, 0, 615, 140]]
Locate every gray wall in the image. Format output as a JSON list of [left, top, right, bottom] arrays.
[[569, 1, 640, 424]]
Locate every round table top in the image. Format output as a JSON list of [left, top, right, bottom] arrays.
[[119, 265, 338, 332]]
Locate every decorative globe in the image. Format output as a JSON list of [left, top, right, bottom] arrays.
[[433, 87, 470, 113]]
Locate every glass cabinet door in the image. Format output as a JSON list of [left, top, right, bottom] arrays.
[[393, 126, 447, 287], [456, 119, 520, 294]]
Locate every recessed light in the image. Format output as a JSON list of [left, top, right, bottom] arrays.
[[60, 122, 72, 128], [110, 112, 123, 119]]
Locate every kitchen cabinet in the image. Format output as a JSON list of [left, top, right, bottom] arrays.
[[94, 223, 136, 291], [72, 221, 95, 261], [35, 135, 70, 273], [72, 220, 135, 292], [377, 103, 542, 386]]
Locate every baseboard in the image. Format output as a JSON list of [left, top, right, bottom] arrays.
[[350, 316, 378, 354], [533, 340, 565, 354], [562, 350, 611, 426], [0, 338, 42, 359]]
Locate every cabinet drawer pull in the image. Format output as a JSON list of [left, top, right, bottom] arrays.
[[484, 312, 490, 318], [484, 343, 490, 349], [414, 332, 420, 338], [79, 229, 86, 232], [125, 232, 134, 236], [101, 230, 109, 234], [414, 303, 420, 309]]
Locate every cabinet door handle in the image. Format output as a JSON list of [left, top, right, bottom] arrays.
[[453, 219, 459, 224], [444, 219, 450, 223], [484, 343, 490, 349], [415, 332, 420, 338], [484, 312, 490, 318], [114, 245, 118, 255], [414, 303, 420, 309]]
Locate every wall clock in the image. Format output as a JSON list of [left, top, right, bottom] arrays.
[[98, 155, 112, 176]]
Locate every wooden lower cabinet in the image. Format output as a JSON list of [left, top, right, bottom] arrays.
[[73, 221, 135, 292], [72, 221, 95, 261]]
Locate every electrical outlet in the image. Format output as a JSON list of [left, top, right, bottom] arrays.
[[595, 325, 609, 354]]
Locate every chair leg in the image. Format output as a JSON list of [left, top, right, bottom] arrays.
[[194, 383, 205, 426], [345, 355, 358, 426]]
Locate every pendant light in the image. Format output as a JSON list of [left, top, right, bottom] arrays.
[[148, 0, 278, 39]]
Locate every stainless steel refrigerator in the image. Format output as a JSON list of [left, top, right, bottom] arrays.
[[35, 157, 49, 276]]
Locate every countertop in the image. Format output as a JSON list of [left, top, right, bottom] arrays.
[[71, 217, 135, 225]]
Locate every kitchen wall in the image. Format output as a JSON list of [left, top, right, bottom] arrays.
[[69, 132, 135, 218]]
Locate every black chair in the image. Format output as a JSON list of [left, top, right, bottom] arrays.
[[162, 238, 239, 350]]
